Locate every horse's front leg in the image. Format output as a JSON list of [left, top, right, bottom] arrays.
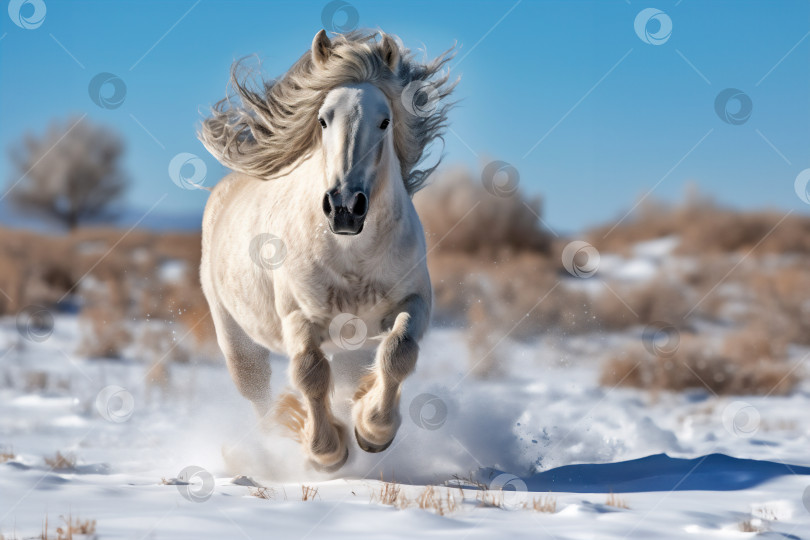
[[282, 312, 348, 471], [353, 295, 429, 452]]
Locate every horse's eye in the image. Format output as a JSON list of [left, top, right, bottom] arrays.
[[379, 119, 390, 130], [319, 118, 327, 129]]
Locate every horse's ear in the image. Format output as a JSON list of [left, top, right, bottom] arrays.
[[380, 34, 400, 73], [311, 29, 333, 68]]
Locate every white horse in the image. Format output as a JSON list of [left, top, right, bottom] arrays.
[[198, 30, 455, 471]]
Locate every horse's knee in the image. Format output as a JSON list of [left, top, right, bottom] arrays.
[[379, 334, 419, 383], [292, 349, 332, 399]]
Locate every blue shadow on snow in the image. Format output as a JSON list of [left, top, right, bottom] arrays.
[[474, 453, 810, 493]]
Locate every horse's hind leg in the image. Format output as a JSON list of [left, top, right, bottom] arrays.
[[210, 304, 272, 418], [281, 311, 348, 471], [353, 295, 429, 452]]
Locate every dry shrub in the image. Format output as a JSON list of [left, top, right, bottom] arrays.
[[429, 251, 573, 377], [588, 193, 810, 256], [428, 252, 562, 330], [415, 166, 552, 256], [742, 262, 810, 347], [600, 331, 798, 395], [44, 451, 76, 470], [416, 165, 557, 351], [590, 278, 694, 332]]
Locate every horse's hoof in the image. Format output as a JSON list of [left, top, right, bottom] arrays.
[[354, 427, 394, 453], [311, 447, 349, 473]]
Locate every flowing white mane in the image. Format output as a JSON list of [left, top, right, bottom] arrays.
[[199, 30, 456, 195]]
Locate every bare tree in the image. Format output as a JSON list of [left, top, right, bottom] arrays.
[[8, 117, 128, 229]]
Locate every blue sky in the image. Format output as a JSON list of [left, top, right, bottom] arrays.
[[1, 0, 809, 233]]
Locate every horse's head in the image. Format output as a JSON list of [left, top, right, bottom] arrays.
[[198, 30, 457, 235], [313, 31, 399, 236], [317, 82, 392, 236]]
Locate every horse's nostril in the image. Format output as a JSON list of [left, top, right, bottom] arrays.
[[352, 193, 368, 217], [322, 192, 332, 217]]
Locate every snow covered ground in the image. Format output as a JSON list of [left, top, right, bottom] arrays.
[[1, 311, 810, 539]]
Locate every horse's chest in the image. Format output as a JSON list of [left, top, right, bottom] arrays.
[[325, 272, 385, 313]]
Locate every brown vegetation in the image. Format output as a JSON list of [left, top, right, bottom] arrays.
[[249, 487, 275, 500], [587, 192, 810, 256], [414, 166, 552, 256], [605, 492, 629, 509], [738, 519, 765, 533], [415, 172, 810, 393], [372, 480, 401, 506], [0, 447, 15, 463], [301, 485, 319, 501], [600, 330, 798, 395], [531, 494, 557, 513], [44, 451, 76, 470], [54, 515, 96, 540], [0, 226, 214, 362]]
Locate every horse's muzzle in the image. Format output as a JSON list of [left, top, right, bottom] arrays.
[[322, 189, 368, 235]]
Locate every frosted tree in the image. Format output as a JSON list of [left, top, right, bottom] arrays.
[[7, 117, 128, 229]]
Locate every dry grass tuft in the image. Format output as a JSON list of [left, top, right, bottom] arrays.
[[372, 480, 401, 506], [605, 492, 629, 509], [397, 485, 459, 516], [249, 487, 274, 500], [475, 489, 503, 509], [0, 447, 15, 463], [35, 513, 97, 540], [450, 473, 488, 491], [301, 485, 319, 501], [531, 494, 557, 513], [738, 519, 765, 533], [44, 451, 76, 470], [55, 514, 96, 540]]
